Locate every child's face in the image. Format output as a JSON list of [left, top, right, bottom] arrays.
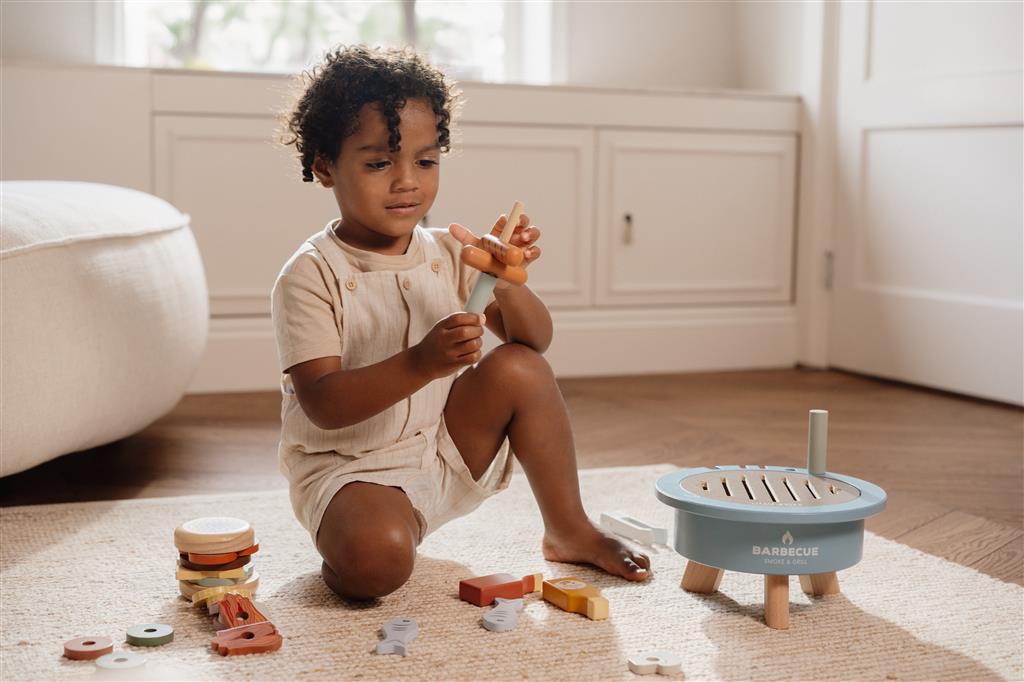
[[315, 98, 441, 253]]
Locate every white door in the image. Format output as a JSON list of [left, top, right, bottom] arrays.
[[830, 1, 1023, 404]]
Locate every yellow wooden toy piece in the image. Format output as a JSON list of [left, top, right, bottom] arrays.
[[190, 587, 254, 608], [542, 577, 609, 621], [175, 565, 250, 581]]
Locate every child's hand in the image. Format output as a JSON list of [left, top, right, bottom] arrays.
[[411, 312, 485, 379], [449, 213, 542, 289]]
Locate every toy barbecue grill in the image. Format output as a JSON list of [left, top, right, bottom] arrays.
[[655, 410, 886, 629]]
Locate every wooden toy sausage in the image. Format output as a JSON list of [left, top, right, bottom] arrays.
[[480, 234, 524, 266], [461, 246, 528, 286]]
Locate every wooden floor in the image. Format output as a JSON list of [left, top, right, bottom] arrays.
[[2, 369, 1021, 584]]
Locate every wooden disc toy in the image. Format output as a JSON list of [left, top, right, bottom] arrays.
[[126, 623, 174, 647], [174, 517, 255, 554], [655, 409, 887, 630], [95, 651, 147, 670], [63, 636, 113, 660], [176, 563, 253, 582], [178, 554, 250, 571], [542, 577, 609, 620]]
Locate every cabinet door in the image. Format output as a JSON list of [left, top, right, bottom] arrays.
[[429, 125, 594, 307], [596, 130, 796, 306], [154, 115, 338, 316]]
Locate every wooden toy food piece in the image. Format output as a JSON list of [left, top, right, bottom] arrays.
[[482, 597, 523, 632], [599, 511, 668, 546], [189, 576, 259, 606], [63, 636, 113, 660], [542, 577, 609, 621], [459, 572, 543, 607], [481, 233, 524, 266], [627, 650, 683, 676], [210, 621, 282, 656], [375, 617, 418, 657], [183, 544, 258, 565], [178, 554, 250, 571], [95, 651, 147, 671], [218, 593, 269, 629], [176, 564, 252, 581], [126, 623, 174, 647], [174, 517, 255, 554], [460, 246, 527, 285], [464, 200, 526, 313]]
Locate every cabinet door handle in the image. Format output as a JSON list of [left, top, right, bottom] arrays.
[[623, 213, 633, 245]]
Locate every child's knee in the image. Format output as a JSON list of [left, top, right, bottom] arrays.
[[320, 521, 416, 599], [479, 342, 553, 388]]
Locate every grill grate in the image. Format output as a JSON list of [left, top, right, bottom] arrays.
[[680, 468, 859, 507]]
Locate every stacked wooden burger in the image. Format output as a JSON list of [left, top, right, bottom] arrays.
[[175, 517, 260, 610]]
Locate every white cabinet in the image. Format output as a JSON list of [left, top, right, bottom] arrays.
[[595, 130, 797, 306], [153, 115, 338, 316], [429, 124, 594, 307]]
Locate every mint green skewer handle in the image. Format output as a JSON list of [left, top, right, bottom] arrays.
[[466, 273, 497, 313], [464, 200, 524, 314]]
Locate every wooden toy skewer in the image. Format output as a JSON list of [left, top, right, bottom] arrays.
[[464, 200, 525, 313]]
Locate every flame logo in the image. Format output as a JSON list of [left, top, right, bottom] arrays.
[[781, 531, 794, 545]]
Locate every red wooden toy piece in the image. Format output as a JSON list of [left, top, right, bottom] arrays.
[[218, 593, 268, 629], [459, 572, 543, 607], [211, 621, 282, 656]]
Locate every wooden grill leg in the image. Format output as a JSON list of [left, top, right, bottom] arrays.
[[764, 574, 790, 630], [799, 571, 840, 596], [681, 561, 724, 594]]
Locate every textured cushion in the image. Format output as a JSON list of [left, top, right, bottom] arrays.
[[1, 182, 208, 477]]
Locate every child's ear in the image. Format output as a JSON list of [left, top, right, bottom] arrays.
[[311, 155, 336, 188]]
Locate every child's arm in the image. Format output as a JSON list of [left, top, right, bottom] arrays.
[[484, 285, 552, 353], [289, 312, 485, 430]]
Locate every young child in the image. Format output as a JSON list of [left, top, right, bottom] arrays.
[[274, 45, 650, 600]]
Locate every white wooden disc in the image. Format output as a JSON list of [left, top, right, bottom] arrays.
[[173, 517, 255, 554]]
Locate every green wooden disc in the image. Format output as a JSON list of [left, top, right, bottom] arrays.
[[126, 623, 174, 647]]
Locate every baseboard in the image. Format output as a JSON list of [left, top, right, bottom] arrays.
[[187, 306, 797, 394]]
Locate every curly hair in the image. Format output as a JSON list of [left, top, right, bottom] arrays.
[[284, 45, 460, 183]]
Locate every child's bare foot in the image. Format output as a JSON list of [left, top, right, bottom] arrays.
[[542, 524, 651, 582]]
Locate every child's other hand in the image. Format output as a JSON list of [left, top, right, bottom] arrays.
[[412, 312, 485, 379], [449, 213, 541, 290]]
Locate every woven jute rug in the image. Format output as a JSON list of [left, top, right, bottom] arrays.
[[1, 465, 1020, 681]]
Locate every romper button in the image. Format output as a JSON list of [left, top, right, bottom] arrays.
[[431, 261, 441, 273], [403, 278, 412, 290], [346, 279, 357, 291]]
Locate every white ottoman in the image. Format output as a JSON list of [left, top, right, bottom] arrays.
[[1, 182, 208, 477]]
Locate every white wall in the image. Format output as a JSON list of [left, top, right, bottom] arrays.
[[734, 0, 804, 93], [0, 1, 96, 63], [563, 1, 739, 90]]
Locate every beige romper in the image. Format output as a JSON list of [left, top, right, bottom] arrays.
[[272, 223, 513, 545]]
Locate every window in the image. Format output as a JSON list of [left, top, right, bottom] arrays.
[[112, 0, 554, 84]]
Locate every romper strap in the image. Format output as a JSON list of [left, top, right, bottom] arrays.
[[308, 226, 354, 287]]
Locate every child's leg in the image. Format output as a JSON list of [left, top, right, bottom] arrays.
[[444, 343, 650, 581], [316, 482, 421, 599]]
